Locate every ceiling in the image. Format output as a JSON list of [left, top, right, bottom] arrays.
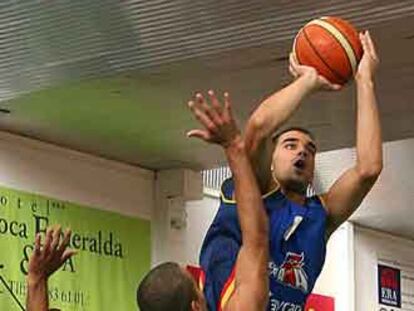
[[0, 0, 414, 170]]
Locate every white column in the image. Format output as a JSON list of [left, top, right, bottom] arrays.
[[152, 169, 202, 266]]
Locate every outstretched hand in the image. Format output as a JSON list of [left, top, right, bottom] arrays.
[[28, 226, 76, 282], [187, 90, 241, 148], [355, 31, 379, 82]]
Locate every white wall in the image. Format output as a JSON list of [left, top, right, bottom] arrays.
[[151, 169, 203, 265], [354, 225, 414, 311], [185, 193, 220, 265], [0, 131, 154, 219], [313, 222, 354, 311]]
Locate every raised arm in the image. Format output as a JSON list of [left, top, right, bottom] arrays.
[[244, 54, 341, 192], [27, 226, 76, 311], [322, 31, 383, 235], [187, 91, 268, 311]]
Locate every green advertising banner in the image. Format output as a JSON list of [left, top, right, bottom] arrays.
[[0, 185, 151, 311]]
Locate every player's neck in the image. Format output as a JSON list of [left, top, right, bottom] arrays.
[[271, 179, 306, 205], [282, 189, 306, 205]]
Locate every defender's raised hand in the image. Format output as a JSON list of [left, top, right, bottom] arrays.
[[28, 226, 76, 281], [187, 90, 240, 147], [27, 226, 76, 311]]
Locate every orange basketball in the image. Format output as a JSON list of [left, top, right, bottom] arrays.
[[293, 16, 363, 85]]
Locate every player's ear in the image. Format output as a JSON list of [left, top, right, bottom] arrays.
[[191, 298, 205, 311], [191, 300, 200, 311]]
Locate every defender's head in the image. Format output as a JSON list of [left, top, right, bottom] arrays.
[[137, 262, 207, 311], [271, 127, 317, 194]]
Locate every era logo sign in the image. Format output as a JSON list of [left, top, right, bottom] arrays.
[[378, 264, 401, 308]]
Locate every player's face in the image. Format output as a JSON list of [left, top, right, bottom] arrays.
[[272, 130, 316, 194]]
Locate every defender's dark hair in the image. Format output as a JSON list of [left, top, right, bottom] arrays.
[[137, 262, 197, 311]]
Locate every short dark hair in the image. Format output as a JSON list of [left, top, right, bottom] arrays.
[[137, 262, 197, 311], [272, 126, 315, 144]]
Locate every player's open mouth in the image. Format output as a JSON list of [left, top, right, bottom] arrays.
[[293, 158, 306, 170]]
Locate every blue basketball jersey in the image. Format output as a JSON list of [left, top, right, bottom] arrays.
[[200, 178, 327, 311]]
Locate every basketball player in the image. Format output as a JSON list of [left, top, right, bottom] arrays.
[[26, 226, 75, 311], [137, 92, 271, 311], [198, 31, 382, 311]]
